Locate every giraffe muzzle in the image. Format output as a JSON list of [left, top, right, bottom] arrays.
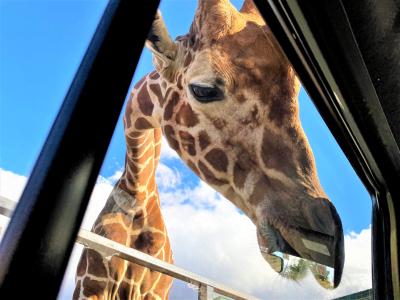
[[256, 198, 344, 289]]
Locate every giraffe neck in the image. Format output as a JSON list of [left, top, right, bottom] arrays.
[[74, 73, 173, 300], [95, 72, 172, 262]]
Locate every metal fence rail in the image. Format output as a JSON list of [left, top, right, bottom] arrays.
[[78, 229, 257, 300], [0, 196, 258, 300]]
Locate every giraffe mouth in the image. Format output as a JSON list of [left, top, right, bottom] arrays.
[[256, 199, 344, 288]]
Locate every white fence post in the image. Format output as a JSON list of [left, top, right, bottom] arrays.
[[199, 284, 214, 300]]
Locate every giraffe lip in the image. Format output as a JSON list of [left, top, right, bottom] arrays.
[[257, 222, 298, 261], [257, 203, 344, 288]]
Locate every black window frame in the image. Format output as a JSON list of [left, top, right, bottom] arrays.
[[0, 0, 399, 299], [0, 1, 160, 298], [253, 0, 400, 299]]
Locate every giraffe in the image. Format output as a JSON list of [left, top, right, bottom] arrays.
[[74, 0, 344, 299]]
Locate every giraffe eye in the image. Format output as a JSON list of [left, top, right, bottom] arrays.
[[189, 84, 224, 103]]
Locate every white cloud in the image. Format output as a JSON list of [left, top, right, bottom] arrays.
[[0, 168, 27, 201], [156, 163, 181, 190], [106, 170, 123, 185], [0, 168, 372, 300], [159, 180, 222, 210]]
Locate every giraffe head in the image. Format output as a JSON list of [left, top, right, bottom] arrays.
[[146, 0, 344, 286]]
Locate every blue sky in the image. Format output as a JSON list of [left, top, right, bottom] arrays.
[[0, 0, 371, 233], [0, 1, 373, 298]]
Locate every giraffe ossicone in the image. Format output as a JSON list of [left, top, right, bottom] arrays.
[[74, 0, 344, 298]]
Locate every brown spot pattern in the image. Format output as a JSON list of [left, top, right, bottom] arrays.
[[249, 176, 270, 206], [268, 94, 292, 127], [236, 93, 247, 103], [213, 118, 226, 129], [233, 163, 249, 189], [268, 74, 296, 127], [175, 102, 199, 127], [134, 231, 154, 250], [149, 83, 164, 107], [102, 223, 127, 244], [179, 131, 196, 156], [135, 117, 153, 130], [198, 161, 229, 186], [183, 52, 192, 67], [163, 91, 180, 120], [82, 277, 107, 297], [177, 74, 183, 90], [125, 97, 133, 128], [76, 249, 88, 276], [72, 281, 81, 300], [149, 71, 160, 79], [135, 210, 144, 220], [261, 127, 295, 175], [137, 83, 154, 116], [205, 148, 228, 172], [118, 281, 132, 300], [198, 131, 211, 150], [125, 264, 134, 279], [140, 232, 165, 255], [233, 161, 250, 189], [87, 249, 107, 277]]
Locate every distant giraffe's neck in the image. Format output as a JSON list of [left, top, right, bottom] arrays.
[[74, 74, 173, 300]]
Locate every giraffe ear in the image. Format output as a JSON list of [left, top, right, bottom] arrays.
[[146, 11, 177, 77]]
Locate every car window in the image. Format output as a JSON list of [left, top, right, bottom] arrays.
[[0, 1, 372, 299]]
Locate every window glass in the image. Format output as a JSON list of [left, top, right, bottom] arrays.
[[1, 1, 372, 299]]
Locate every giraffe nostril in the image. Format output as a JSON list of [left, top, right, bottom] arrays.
[[302, 197, 337, 236]]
